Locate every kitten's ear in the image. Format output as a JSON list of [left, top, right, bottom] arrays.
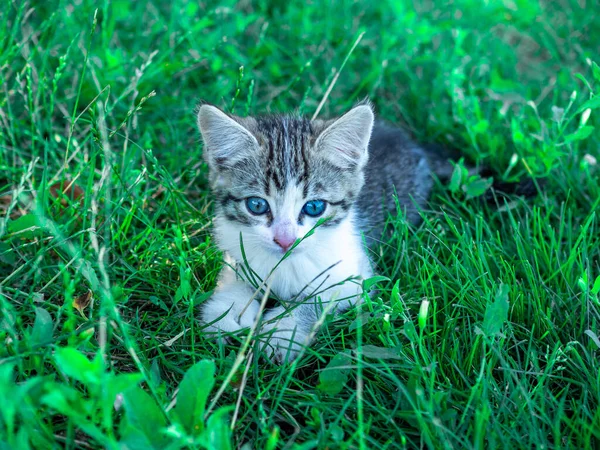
[[314, 104, 374, 169], [197, 104, 258, 167]]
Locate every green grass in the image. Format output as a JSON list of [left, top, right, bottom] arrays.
[[1, 0, 600, 448]]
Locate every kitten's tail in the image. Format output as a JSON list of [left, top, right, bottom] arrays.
[[478, 167, 542, 201], [421, 143, 542, 200], [421, 143, 458, 181]]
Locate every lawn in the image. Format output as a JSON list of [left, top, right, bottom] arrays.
[[1, 0, 599, 448]]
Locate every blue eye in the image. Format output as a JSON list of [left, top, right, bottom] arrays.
[[245, 197, 270, 215], [302, 200, 326, 217]]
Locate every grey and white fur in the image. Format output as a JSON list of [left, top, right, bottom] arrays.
[[197, 103, 454, 363]]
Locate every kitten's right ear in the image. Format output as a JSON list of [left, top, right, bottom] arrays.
[[197, 104, 258, 166], [314, 104, 374, 170]]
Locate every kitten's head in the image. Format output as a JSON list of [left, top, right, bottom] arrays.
[[197, 103, 374, 262]]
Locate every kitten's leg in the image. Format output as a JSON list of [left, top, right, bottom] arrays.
[[202, 266, 260, 333], [261, 282, 363, 363], [260, 303, 316, 363]]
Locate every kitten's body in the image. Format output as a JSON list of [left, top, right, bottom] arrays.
[[357, 122, 453, 238], [197, 104, 452, 362]]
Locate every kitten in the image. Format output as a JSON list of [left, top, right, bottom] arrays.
[[197, 103, 454, 363]]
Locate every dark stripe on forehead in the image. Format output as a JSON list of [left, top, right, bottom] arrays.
[[300, 133, 310, 186], [225, 212, 252, 226], [255, 115, 315, 192], [314, 182, 325, 193], [265, 136, 275, 192], [271, 128, 285, 189], [294, 132, 301, 177], [330, 200, 350, 211], [220, 193, 243, 207]]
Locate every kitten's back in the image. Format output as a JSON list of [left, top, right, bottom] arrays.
[[357, 122, 453, 239]]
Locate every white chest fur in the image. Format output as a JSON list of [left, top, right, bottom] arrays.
[[216, 213, 372, 301]]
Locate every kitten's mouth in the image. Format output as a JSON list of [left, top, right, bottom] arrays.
[[271, 243, 303, 256]]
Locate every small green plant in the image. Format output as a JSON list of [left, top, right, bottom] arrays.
[[0, 351, 232, 449]]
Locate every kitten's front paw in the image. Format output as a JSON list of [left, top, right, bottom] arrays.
[[260, 312, 310, 364], [202, 296, 260, 334]]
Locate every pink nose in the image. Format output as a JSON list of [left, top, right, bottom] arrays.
[[273, 235, 295, 252]]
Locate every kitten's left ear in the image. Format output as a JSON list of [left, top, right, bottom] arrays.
[[314, 104, 374, 169]]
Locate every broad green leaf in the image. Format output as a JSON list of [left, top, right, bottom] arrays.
[[11, 377, 47, 426], [265, 426, 280, 450], [15, 427, 32, 450], [565, 126, 594, 143], [0, 241, 16, 265], [118, 424, 154, 450], [579, 95, 600, 112], [42, 383, 112, 446], [106, 373, 143, 408], [584, 330, 600, 349], [349, 311, 381, 331], [390, 280, 403, 314], [41, 383, 88, 418], [463, 177, 493, 198], [173, 359, 216, 436], [149, 295, 168, 312], [472, 119, 489, 134], [448, 163, 463, 193], [7, 214, 42, 239], [110, 373, 144, 392], [362, 276, 389, 292], [54, 347, 101, 386], [592, 275, 600, 296], [185, 1, 199, 17], [511, 118, 525, 143], [482, 284, 510, 337], [122, 386, 170, 449], [329, 424, 344, 442], [30, 307, 53, 347], [578, 273, 588, 292], [0, 363, 14, 386], [317, 352, 351, 395], [0, 364, 16, 435], [593, 62, 600, 82], [7, 214, 37, 232], [149, 359, 162, 388], [360, 344, 403, 360], [404, 320, 419, 343], [202, 406, 233, 450], [175, 268, 192, 303]]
